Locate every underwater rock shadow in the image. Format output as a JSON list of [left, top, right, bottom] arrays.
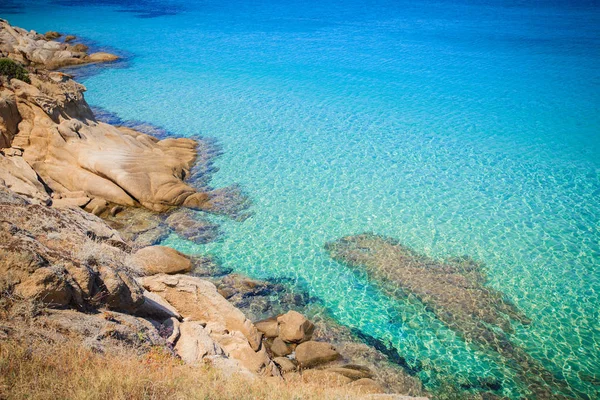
[[325, 233, 585, 399]]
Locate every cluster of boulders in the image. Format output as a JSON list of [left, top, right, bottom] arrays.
[[254, 311, 388, 394], [0, 19, 118, 69], [0, 185, 430, 399], [0, 19, 430, 400], [0, 187, 274, 377]]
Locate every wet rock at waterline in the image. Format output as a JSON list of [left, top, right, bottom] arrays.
[[213, 274, 310, 322], [164, 208, 220, 244]]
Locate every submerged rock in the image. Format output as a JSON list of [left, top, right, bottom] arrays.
[[213, 274, 310, 322], [326, 233, 580, 399], [103, 207, 168, 248], [189, 255, 232, 277], [164, 208, 220, 244]]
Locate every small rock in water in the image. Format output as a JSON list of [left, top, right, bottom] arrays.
[[44, 31, 61, 39], [69, 43, 88, 52], [189, 255, 232, 277]]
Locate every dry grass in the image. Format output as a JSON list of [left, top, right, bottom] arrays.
[[0, 333, 367, 400]]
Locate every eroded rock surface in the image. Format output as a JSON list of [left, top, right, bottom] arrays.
[[0, 191, 142, 311], [0, 20, 247, 216], [0, 19, 119, 69], [140, 273, 278, 376]]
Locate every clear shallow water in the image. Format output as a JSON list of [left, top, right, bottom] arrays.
[[5, 0, 600, 397]]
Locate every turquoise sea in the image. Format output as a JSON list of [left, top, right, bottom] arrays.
[[4, 0, 599, 398]]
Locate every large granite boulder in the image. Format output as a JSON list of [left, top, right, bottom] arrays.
[[277, 310, 314, 343], [295, 341, 341, 368]]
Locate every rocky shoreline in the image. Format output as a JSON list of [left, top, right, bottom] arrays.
[[0, 20, 427, 399]]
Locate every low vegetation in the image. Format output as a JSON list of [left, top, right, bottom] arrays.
[[0, 58, 31, 84], [0, 299, 363, 400]]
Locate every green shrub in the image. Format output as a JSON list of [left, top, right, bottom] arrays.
[[0, 58, 31, 84]]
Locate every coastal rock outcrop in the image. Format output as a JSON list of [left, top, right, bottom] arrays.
[[0, 20, 245, 215], [8, 71, 212, 211], [0, 189, 142, 311], [0, 19, 119, 69], [0, 19, 434, 400]]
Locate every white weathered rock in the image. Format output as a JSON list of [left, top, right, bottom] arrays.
[[140, 274, 279, 376], [175, 321, 224, 364]]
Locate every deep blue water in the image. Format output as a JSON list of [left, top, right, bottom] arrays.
[[4, 0, 600, 398]]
